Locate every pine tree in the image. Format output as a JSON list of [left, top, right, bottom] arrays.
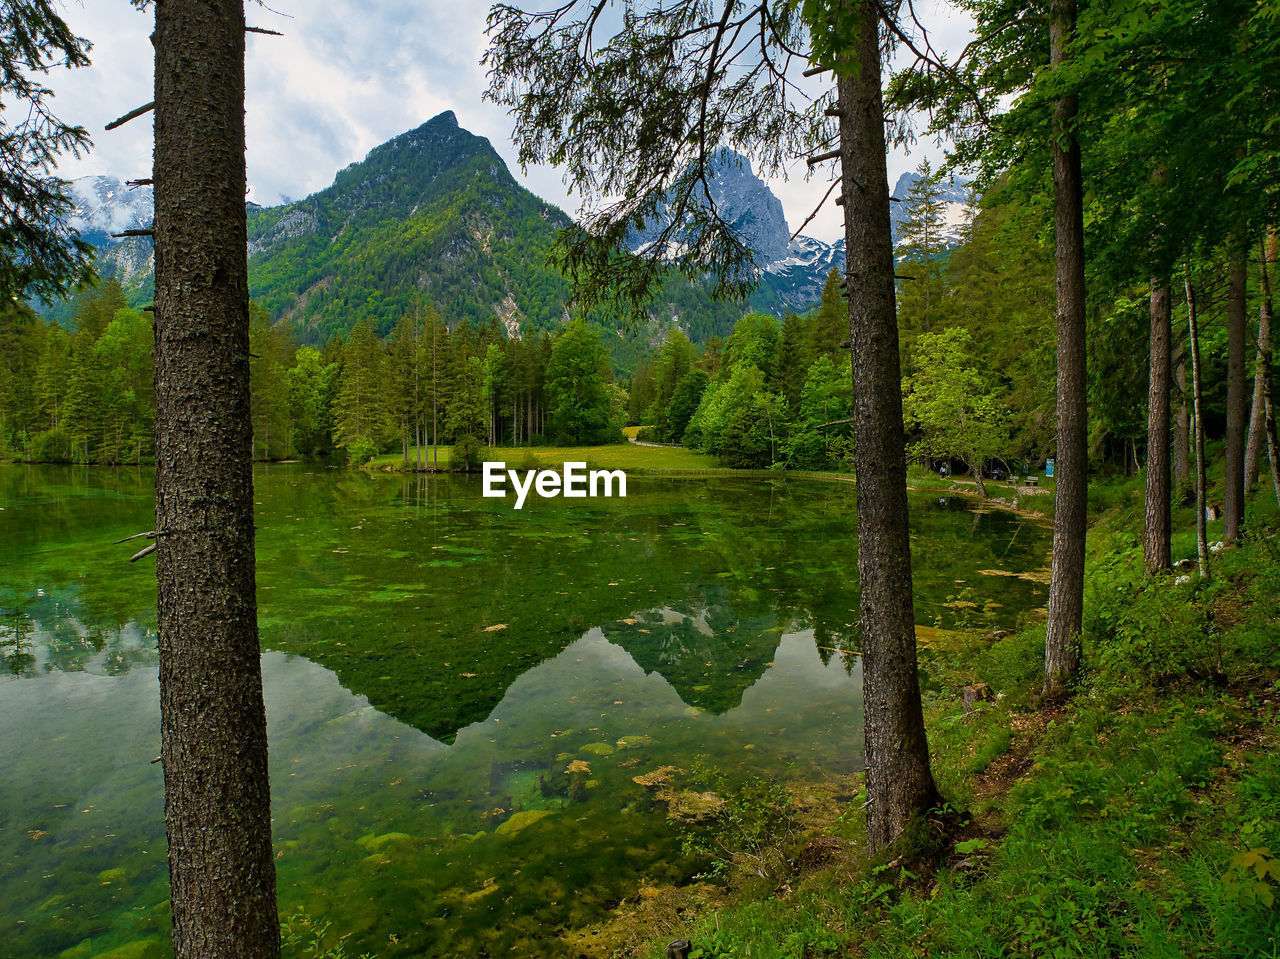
[[481, 343, 506, 446], [34, 324, 72, 430], [807, 268, 847, 362], [774, 311, 809, 412], [896, 159, 949, 336], [385, 312, 423, 465], [423, 303, 447, 466], [332, 318, 390, 461], [69, 279, 129, 341], [248, 304, 291, 460], [0, 0, 94, 300]]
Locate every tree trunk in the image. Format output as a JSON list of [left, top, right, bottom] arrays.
[[837, 2, 939, 852], [1173, 353, 1189, 489], [1187, 277, 1210, 581], [1044, 0, 1087, 698], [1259, 229, 1280, 506], [1224, 244, 1248, 543], [1245, 329, 1266, 492], [1247, 231, 1276, 497], [152, 2, 281, 958], [971, 463, 988, 498], [1144, 277, 1172, 573]]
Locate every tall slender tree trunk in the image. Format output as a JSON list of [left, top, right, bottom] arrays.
[[1044, 0, 1087, 698], [922, 220, 931, 334], [1144, 277, 1172, 573], [415, 305, 423, 472], [1245, 332, 1266, 492], [1174, 353, 1189, 489], [1259, 229, 1280, 506], [152, 2, 281, 957], [431, 336, 439, 469], [1246, 231, 1275, 494], [1187, 277, 1210, 581], [837, 1, 938, 851], [1224, 243, 1248, 543]]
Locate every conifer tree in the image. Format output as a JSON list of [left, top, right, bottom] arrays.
[[248, 304, 291, 459], [0, 0, 94, 300], [897, 159, 949, 335], [386, 313, 423, 465], [34, 324, 72, 430], [332, 318, 390, 461], [807, 268, 847, 362]]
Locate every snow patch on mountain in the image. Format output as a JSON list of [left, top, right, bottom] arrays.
[[66, 175, 156, 286], [67, 175, 153, 241]]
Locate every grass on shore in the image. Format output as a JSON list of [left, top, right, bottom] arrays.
[[612, 478, 1280, 959], [364, 442, 723, 473]]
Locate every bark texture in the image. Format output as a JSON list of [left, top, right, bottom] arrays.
[[153, 2, 281, 956], [1224, 245, 1248, 543], [837, 3, 939, 851], [1187, 279, 1210, 581], [1174, 356, 1189, 489], [1044, 0, 1087, 697], [1245, 327, 1267, 492], [1260, 230, 1280, 506], [1144, 277, 1172, 573]]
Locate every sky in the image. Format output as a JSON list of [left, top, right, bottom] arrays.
[[48, 0, 974, 245]]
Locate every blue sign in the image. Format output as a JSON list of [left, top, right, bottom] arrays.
[[1045, 458, 1055, 478]]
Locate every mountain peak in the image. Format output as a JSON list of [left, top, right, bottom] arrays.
[[630, 146, 792, 267]]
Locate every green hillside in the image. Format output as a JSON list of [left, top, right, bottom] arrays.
[[244, 111, 573, 343]]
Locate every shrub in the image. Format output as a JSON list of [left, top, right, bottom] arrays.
[[32, 428, 73, 463], [344, 438, 378, 466], [451, 433, 484, 472]]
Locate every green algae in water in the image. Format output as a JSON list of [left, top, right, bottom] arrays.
[[0, 464, 1050, 957]]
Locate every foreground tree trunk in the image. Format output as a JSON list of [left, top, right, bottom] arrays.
[[1187, 278, 1210, 581], [1224, 244, 1248, 543], [1144, 277, 1172, 573], [153, 2, 281, 956], [1044, 0, 1087, 697], [837, 2, 939, 851]]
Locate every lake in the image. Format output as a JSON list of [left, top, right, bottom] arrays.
[[0, 464, 1049, 958]]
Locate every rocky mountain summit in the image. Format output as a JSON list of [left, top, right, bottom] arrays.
[[62, 116, 972, 341]]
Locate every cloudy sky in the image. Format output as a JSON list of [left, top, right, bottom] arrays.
[[49, 0, 973, 244]]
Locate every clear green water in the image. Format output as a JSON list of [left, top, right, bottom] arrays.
[[0, 464, 1049, 958]]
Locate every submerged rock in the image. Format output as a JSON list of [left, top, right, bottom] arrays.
[[580, 742, 616, 756], [495, 809, 555, 836], [356, 831, 414, 850], [616, 734, 655, 750]]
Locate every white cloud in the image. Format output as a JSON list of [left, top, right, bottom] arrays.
[[49, 0, 974, 245]]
